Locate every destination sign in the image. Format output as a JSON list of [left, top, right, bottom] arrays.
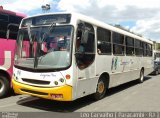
[[21, 14, 71, 27]]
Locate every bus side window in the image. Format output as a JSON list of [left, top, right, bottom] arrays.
[[97, 27, 111, 54], [75, 22, 95, 69]]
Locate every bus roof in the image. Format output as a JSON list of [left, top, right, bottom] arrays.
[[22, 12, 153, 44], [0, 8, 26, 18], [71, 12, 153, 44]]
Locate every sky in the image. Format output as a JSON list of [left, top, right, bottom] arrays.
[[1, 0, 160, 42]]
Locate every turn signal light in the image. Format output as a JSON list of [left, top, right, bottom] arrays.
[[65, 74, 71, 80]]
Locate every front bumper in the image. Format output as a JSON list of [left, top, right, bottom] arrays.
[[12, 78, 72, 101]]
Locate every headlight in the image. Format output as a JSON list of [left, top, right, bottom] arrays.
[[54, 81, 58, 85], [59, 78, 64, 83], [14, 76, 19, 81]]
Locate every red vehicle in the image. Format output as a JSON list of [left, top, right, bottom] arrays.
[[0, 6, 26, 98]]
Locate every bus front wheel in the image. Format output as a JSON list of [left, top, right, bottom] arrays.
[[0, 75, 10, 98], [93, 76, 107, 100]]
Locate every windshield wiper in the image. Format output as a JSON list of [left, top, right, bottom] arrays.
[[27, 24, 39, 68], [31, 23, 56, 68], [49, 22, 56, 32], [27, 25, 33, 44], [41, 22, 56, 43], [37, 22, 57, 62]]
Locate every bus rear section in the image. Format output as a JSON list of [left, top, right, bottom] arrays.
[[0, 7, 25, 98]]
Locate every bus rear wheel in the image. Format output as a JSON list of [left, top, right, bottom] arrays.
[[0, 75, 10, 98], [93, 76, 107, 100], [155, 70, 159, 75], [156, 68, 160, 75]]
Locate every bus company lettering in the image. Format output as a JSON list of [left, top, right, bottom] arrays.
[[111, 57, 118, 70], [0, 51, 11, 70], [40, 73, 56, 79]]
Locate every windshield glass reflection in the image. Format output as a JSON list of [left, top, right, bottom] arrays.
[[15, 25, 73, 69]]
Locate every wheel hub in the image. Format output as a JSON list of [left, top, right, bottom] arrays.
[[97, 81, 105, 94]]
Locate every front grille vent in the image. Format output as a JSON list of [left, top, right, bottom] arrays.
[[22, 78, 50, 85]]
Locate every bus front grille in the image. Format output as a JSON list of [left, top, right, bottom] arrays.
[[22, 78, 50, 85]]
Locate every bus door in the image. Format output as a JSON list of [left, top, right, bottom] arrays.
[[75, 22, 97, 98]]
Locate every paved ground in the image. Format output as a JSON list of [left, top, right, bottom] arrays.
[[0, 74, 160, 113]]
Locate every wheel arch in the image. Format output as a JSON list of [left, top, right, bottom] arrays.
[[0, 69, 11, 85], [99, 72, 110, 88]]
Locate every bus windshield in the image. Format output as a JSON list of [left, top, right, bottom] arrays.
[[15, 25, 73, 70]]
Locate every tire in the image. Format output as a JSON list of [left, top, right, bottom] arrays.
[[155, 70, 159, 75], [138, 69, 144, 83], [158, 68, 160, 74], [93, 76, 108, 100], [0, 75, 10, 98]]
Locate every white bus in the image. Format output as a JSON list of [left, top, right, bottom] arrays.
[[12, 13, 153, 101]]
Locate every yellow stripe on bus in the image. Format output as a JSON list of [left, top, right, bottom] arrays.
[[12, 78, 72, 101]]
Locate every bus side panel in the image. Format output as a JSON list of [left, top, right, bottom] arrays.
[[109, 70, 140, 88], [75, 58, 98, 99], [76, 77, 98, 99], [96, 55, 153, 88], [142, 57, 154, 76], [0, 38, 16, 79]]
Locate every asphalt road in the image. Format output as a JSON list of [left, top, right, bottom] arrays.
[[0, 74, 160, 113]]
